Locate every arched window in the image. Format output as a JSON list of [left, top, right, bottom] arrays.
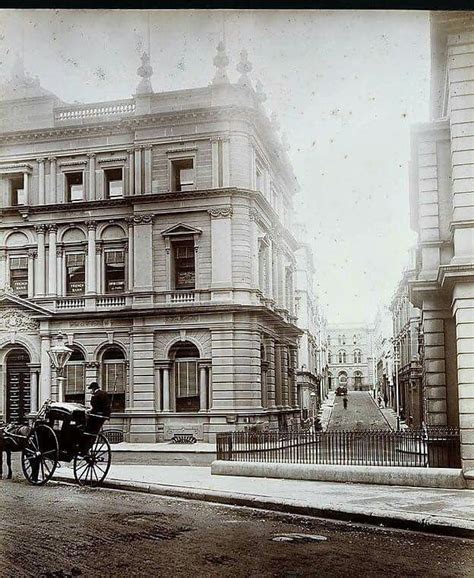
[[338, 372, 348, 385], [342, 334, 346, 345], [328, 372, 333, 389], [354, 371, 363, 389], [338, 350, 346, 364], [65, 348, 86, 404], [354, 350, 362, 364], [170, 341, 200, 412], [101, 346, 126, 413], [353, 334, 357, 344]]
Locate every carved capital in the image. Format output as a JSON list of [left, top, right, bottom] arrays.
[[133, 214, 154, 224], [249, 208, 259, 222], [36, 157, 45, 164], [85, 220, 97, 230], [125, 216, 134, 228], [34, 224, 47, 234], [47, 223, 58, 233], [27, 249, 37, 259], [208, 207, 233, 219], [86, 152, 96, 158], [0, 250, 7, 261], [86, 361, 100, 369], [48, 157, 57, 163], [56, 248, 63, 257]]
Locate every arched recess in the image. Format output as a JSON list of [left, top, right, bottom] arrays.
[[99, 345, 127, 413], [64, 346, 86, 404], [169, 340, 200, 413], [5, 230, 31, 247], [338, 371, 348, 386], [354, 370, 363, 390], [99, 224, 127, 241], [164, 336, 203, 359], [60, 226, 87, 244]]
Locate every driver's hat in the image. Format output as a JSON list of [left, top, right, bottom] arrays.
[[87, 381, 100, 391]]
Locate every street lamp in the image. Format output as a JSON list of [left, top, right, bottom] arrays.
[[48, 332, 73, 402], [309, 391, 317, 420]]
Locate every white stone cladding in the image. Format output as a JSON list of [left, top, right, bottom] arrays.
[[0, 59, 302, 441]]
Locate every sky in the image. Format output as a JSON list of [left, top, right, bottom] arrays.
[[0, 10, 430, 324]]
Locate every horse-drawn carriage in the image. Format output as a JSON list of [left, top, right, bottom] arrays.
[[3, 399, 112, 487]]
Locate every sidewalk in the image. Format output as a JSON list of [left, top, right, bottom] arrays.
[[54, 463, 474, 538]]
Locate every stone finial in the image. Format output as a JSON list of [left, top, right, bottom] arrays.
[[255, 80, 267, 103], [281, 132, 290, 152], [212, 41, 230, 85], [237, 49, 252, 88], [270, 112, 280, 132], [136, 52, 154, 95]]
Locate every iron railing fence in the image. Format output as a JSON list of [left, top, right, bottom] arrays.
[[216, 428, 461, 468]]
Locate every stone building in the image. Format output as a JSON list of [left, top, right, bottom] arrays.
[[408, 12, 473, 473], [294, 226, 329, 420], [391, 268, 423, 428], [373, 305, 394, 409], [0, 46, 302, 442], [327, 323, 375, 392]]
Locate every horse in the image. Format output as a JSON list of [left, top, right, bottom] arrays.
[[0, 422, 30, 479]]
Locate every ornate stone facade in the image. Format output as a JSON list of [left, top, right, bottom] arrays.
[[0, 47, 302, 440]]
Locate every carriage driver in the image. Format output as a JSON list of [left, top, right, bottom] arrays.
[[85, 381, 111, 435]]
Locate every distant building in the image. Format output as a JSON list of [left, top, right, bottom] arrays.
[[408, 12, 473, 472], [390, 265, 423, 429], [327, 323, 375, 392], [373, 304, 394, 408], [294, 226, 328, 420], [0, 46, 303, 441]]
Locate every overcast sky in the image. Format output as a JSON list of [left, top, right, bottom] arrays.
[[0, 10, 430, 324]]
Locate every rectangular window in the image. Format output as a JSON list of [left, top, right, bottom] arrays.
[[174, 241, 195, 290], [9, 256, 28, 297], [65, 364, 85, 395], [171, 158, 194, 192], [66, 172, 84, 202], [66, 253, 85, 295], [103, 362, 126, 393], [176, 361, 198, 398], [256, 165, 263, 193], [105, 250, 126, 293], [10, 176, 25, 206], [104, 168, 124, 199]]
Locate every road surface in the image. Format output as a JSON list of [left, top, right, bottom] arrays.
[[328, 391, 391, 431], [0, 476, 472, 577]]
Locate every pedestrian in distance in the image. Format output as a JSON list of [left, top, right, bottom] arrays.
[[383, 392, 388, 408], [343, 396, 348, 410]]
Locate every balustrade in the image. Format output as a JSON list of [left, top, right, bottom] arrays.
[[55, 101, 136, 121]]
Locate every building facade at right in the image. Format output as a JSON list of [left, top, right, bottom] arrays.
[[409, 12, 474, 474]]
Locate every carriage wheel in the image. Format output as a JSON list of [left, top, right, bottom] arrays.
[[73, 433, 111, 487], [21, 424, 59, 486]]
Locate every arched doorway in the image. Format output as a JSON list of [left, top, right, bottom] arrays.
[[170, 341, 200, 412], [6, 347, 31, 423]]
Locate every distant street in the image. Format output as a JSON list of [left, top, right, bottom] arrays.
[[1, 478, 473, 577], [328, 391, 391, 431]]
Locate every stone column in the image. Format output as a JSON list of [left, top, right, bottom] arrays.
[[35, 224, 46, 296], [266, 241, 273, 299], [421, 297, 451, 426], [27, 249, 36, 299], [29, 367, 39, 413], [154, 366, 162, 412], [222, 137, 230, 187], [48, 157, 56, 204], [88, 153, 96, 201], [452, 281, 474, 472], [144, 145, 152, 193], [23, 172, 29, 206], [0, 249, 6, 288], [47, 224, 57, 296], [96, 244, 102, 294], [209, 207, 233, 293], [37, 158, 45, 205], [275, 342, 283, 407], [86, 221, 97, 294], [162, 366, 170, 412], [56, 247, 63, 297], [199, 365, 208, 411], [126, 218, 134, 290], [211, 138, 220, 188], [134, 148, 142, 195], [39, 334, 51, 404], [127, 149, 134, 195], [272, 244, 280, 306], [250, 210, 259, 290], [132, 215, 153, 292]]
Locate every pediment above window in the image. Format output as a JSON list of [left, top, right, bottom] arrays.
[[161, 223, 202, 238]]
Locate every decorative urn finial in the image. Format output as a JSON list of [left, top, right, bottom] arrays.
[[237, 49, 253, 88], [212, 41, 230, 85], [136, 52, 154, 95], [255, 80, 267, 103]]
